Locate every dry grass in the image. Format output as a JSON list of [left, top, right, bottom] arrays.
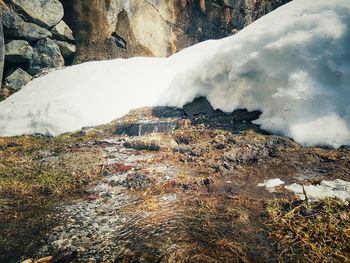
[[266, 198, 350, 262], [0, 132, 103, 200]]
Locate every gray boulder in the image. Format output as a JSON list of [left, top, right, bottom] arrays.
[[55, 40, 76, 59], [52, 21, 74, 42], [0, 22, 4, 82], [183, 97, 216, 118], [5, 68, 32, 90], [5, 40, 33, 63], [7, 0, 64, 28], [0, 5, 51, 41], [29, 38, 64, 75]]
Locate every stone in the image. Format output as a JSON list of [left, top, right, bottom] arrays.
[[183, 97, 216, 118], [0, 5, 52, 41], [29, 38, 64, 75], [34, 255, 53, 263], [51, 21, 74, 42], [0, 21, 4, 82], [124, 134, 178, 151], [55, 40, 76, 59], [5, 68, 32, 90], [5, 40, 33, 63], [115, 120, 179, 136], [7, 0, 64, 28]]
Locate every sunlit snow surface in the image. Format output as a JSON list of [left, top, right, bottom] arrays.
[[285, 179, 350, 204], [0, 0, 350, 147]]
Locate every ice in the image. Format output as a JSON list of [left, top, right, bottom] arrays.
[[285, 179, 350, 204]]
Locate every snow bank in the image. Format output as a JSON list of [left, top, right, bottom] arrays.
[[258, 178, 285, 192], [285, 179, 350, 204], [1, 0, 350, 147]]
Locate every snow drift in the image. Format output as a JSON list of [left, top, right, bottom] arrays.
[[0, 0, 350, 147]]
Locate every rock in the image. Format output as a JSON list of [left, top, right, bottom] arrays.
[[230, 109, 261, 122], [29, 38, 64, 75], [102, 0, 291, 58], [55, 40, 76, 59], [51, 21, 74, 42], [34, 255, 53, 263], [0, 5, 52, 41], [5, 40, 33, 63], [115, 120, 179, 136], [183, 97, 216, 118], [20, 259, 34, 263], [121, 173, 151, 189], [124, 134, 178, 151], [151, 106, 186, 118], [5, 68, 32, 90], [0, 21, 4, 82], [7, 0, 64, 28]]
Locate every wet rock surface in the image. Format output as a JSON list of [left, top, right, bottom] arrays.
[[1, 106, 350, 263]]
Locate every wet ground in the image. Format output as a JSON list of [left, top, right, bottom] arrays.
[[1, 104, 350, 263]]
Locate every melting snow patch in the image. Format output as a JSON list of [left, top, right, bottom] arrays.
[[258, 178, 285, 192], [285, 179, 350, 204]]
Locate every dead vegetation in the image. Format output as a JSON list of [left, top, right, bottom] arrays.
[[0, 131, 103, 201], [266, 198, 350, 262]]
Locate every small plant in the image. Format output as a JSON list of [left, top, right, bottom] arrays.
[[266, 198, 350, 262]]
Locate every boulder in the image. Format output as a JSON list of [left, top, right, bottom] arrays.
[[115, 120, 179, 136], [7, 0, 64, 28], [183, 97, 216, 118], [0, 5, 51, 41], [55, 41, 76, 59], [5, 68, 32, 90], [124, 134, 178, 151], [5, 40, 33, 63], [0, 22, 4, 82], [51, 21, 74, 42], [29, 38, 64, 75]]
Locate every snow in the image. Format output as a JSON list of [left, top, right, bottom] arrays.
[[258, 178, 285, 192], [285, 179, 350, 204], [1, 0, 350, 147]]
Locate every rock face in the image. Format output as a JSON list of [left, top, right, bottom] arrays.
[[5, 68, 32, 90], [5, 40, 33, 63], [61, 0, 118, 64], [29, 38, 64, 75], [7, 0, 64, 28], [0, 4, 52, 41], [58, 0, 291, 61], [99, 0, 292, 58]]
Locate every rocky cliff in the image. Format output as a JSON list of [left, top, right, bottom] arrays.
[[0, 0, 291, 97]]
